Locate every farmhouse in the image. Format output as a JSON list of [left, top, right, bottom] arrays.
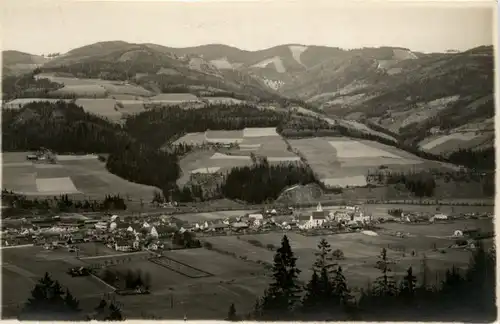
[[248, 213, 264, 220], [231, 222, 249, 230], [208, 223, 229, 232]]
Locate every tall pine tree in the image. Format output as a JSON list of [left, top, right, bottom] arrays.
[[372, 248, 398, 297], [400, 266, 417, 303], [259, 235, 302, 319]]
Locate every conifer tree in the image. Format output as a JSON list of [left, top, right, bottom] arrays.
[[313, 238, 335, 301], [105, 302, 124, 321], [372, 248, 398, 297], [227, 303, 237, 321], [332, 266, 353, 306], [64, 289, 80, 312], [301, 270, 321, 310], [21, 272, 81, 320], [400, 266, 417, 302], [259, 235, 302, 317]]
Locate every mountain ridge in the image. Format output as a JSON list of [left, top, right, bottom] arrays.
[[2, 41, 494, 156]]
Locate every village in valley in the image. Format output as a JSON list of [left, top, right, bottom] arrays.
[[1, 1, 496, 321]]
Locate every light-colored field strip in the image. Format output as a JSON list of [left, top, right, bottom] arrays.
[[267, 156, 301, 162], [2, 162, 33, 167], [2, 264, 37, 278], [190, 167, 221, 174], [210, 153, 251, 160], [206, 138, 244, 144], [289, 45, 308, 66], [321, 175, 368, 188], [420, 132, 479, 150], [338, 157, 421, 167], [36, 177, 80, 193], [243, 127, 279, 137], [240, 144, 262, 149], [33, 164, 64, 169], [328, 140, 401, 159], [79, 251, 151, 260], [55, 154, 99, 161]]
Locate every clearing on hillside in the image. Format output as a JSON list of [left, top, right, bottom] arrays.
[[75, 98, 122, 122], [2, 152, 158, 200], [289, 137, 448, 188], [50, 85, 108, 98]]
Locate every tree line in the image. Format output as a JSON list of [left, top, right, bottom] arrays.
[[19, 272, 124, 321], [235, 235, 496, 321], [1, 189, 126, 217]]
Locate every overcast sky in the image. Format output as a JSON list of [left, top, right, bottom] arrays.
[[1, 0, 495, 55]]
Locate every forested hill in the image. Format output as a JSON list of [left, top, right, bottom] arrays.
[[125, 104, 287, 148], [2, 101, 292, 196]]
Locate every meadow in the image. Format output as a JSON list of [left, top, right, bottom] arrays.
[[204, 218, 488, 288], [2, 152, 158, 201], [95, 248, 269, 319], [1, 246, 114, 317], [288, 137, 452, 188], [175, 128, 302, 187]]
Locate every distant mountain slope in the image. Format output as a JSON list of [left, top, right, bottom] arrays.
[[39, 42, 283, 101], [2, 41, 493, 157], [282, 46, 494, 153], [2, 50, 48, 76]]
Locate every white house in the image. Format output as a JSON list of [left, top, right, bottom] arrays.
[[453, 230, 464, 237], [150, 226, 159, 238], [248, 213, 264, 220], [109, 222, 117, 232], [433, 213, 448, 220], [95, 222, 108, 230]]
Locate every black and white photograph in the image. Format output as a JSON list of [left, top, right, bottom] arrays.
[[0, 0, 496, 321]]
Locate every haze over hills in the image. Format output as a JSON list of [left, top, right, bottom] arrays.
[[2, 40, 494, 155]]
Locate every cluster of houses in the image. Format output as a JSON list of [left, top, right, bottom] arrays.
[[187, 203, 372, 233], [1, 203, 375, 249]]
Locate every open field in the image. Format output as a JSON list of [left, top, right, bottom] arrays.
[[2, 152, 158, 200], [418, 131, 493, 155], [100, 83, 152, 97], [74, 98, 122, 121], [95, 249, 269, 319], [175, 129, 302, 187], [75, 243, 120, 257], [105, 260, 192, 289], [51, 85, 108, 98], [150, 93, 198, 102], [289, 137, 452, 188], [164, 248, 266, 277], [215, 218, 491, 285], [2, 246, 114, 316]]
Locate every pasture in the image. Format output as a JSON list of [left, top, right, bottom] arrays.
[[94, 248, 269, 319], [1, 246, 113, 316], [50, 85, 108, 98], [220, 224, 482, 286], [100, 83, 152, 97], [175, 128, 302, 187], [2, 152, 158, 201], [289, 137, 450, 188], [164, 248, 266, 277], [74, 99, 122, 122]]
